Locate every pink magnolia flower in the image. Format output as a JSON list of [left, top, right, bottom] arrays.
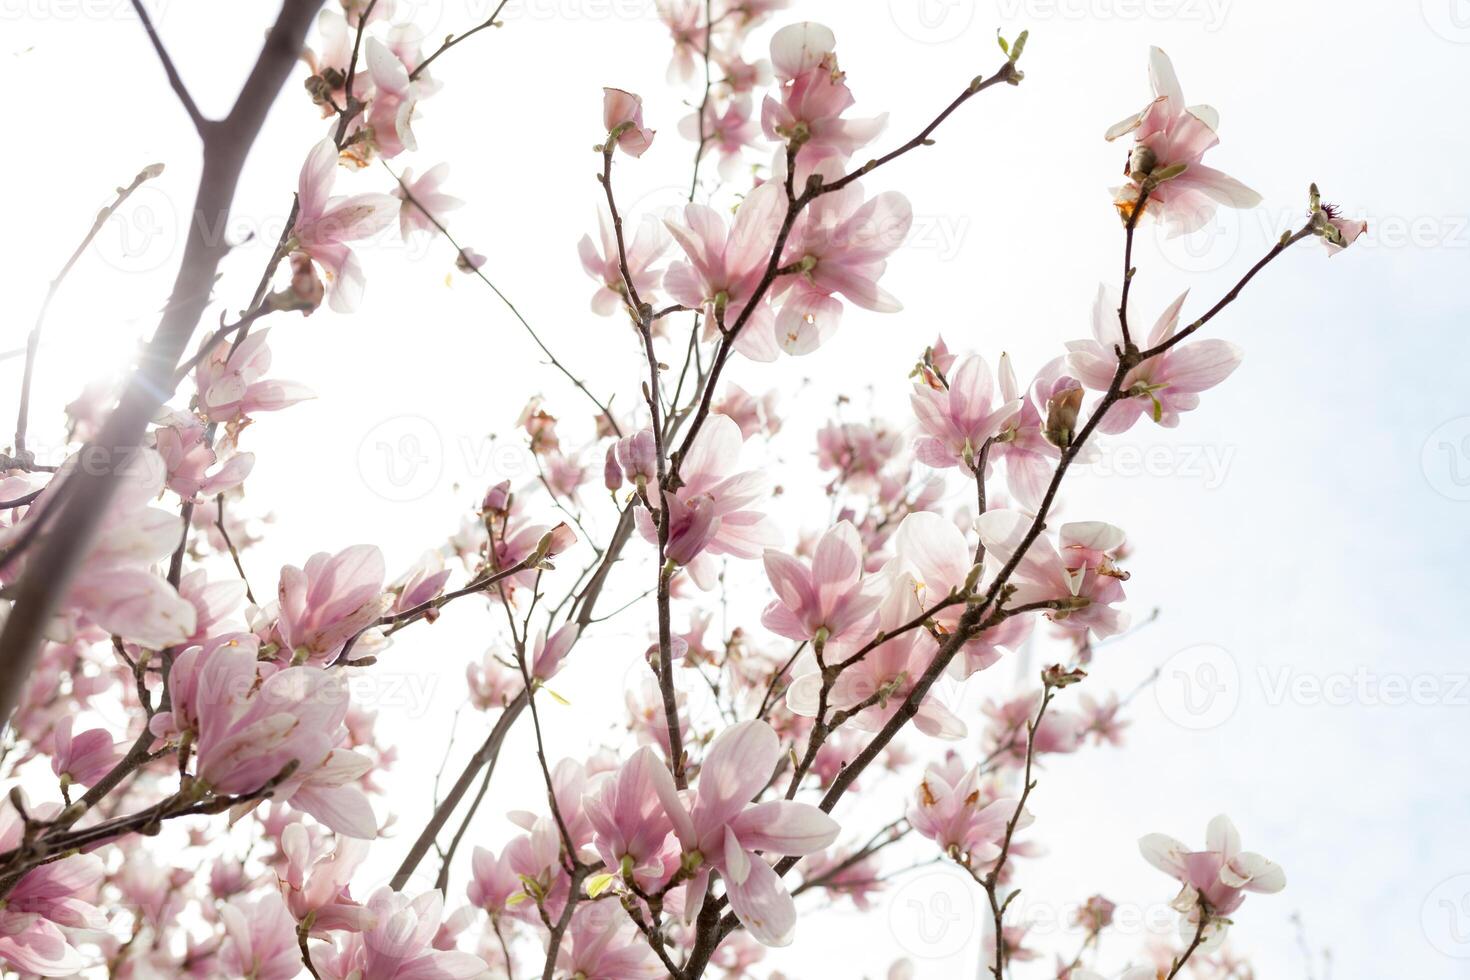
[[291, 139, 398, 313], [578, 207, 671, 317], [761, 174, 912, 356], [907, 758, 1026, 867], [635, 415, 780, 589], [279, 822, 374, 933], [1105, 47, 1261, 235], [49, 716, 124, 788], [313, 888, 487, 980], [530, 622, 582, 684], [983, 691, 1082, 763], [0, 794, 106, 975], [1066, 286, 1242, 433], [976, 510, 1130, 638], [911, 354, 1024, 472], [787, 577, 966, 740], [1316, 201, 1368, 255], [218, 891, 301, 980], [679, 95, 761, 179], [655, 0, 703, 84], [393, 163, 462, 239], [663, 181, 784, 359], [178, 568, 246, 647], [466, 646, 520, 710], [165, 640, 376, 836], [1140, 815, 1285, 947], [986, 354, 1065, 511], [603, 87, 656, 157], [649, 719, 840, 946], [556, 904, 660, 979], [389, 550, 451, 617], [6, 448, 199, 649], [194, 329, 314, 425], [1078, 691, 1128, 746], [761, 520, 880, 649], [363, 37, 422, 159], [509, 758, 595, 862], [584, 746, 678, 888], [467, 844, 523, 916], [277, 544, 388, 666], [715, 382, 781, 440], [816, 420, 900, 490], [152, 410, 255, 500], [762, 23, 886, 175]]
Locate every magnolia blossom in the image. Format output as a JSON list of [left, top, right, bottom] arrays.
[[663, 181, 784, 357], [976, 510, 1130, 638], [158, 640, 376, 836], [364, 36, 422, 158], [760, 520, 881, 650], [787, 576, 966, 739], [584, 747, 678, 888], [911, 354, 1024, 472], [393, 163, 462, 238], [759, 172, 912, 356], [193, 329, 314, 424], [655, 0, 703, 84], [603, 87, 656, 157], [1141, 815, 1285, 948], [556, 904, 661, 979], [313, 888, 487, 979], [49, 716, 123, 788], [276, 544, 388, 666], [1067, 286, 1242, 433], [218, 891, 301, 980], [530, 622, 582, 684], [636, 415, 779, 589], [908, 757, 1026, 867], [650, 719, 839, 945], [3, 448, 199, 649], [0, 794, 106, 975], [467, 845, 522, 916], [1105, 47, 1260, 235], [152, 410, 254, 500], [1316, 201, 1368, 255], [986, 353, 1066, 510], [579, 209, 669, 316], [679, 95, 761, 179], [291, 139, 398, 313], [761, 23, 885, 175], [279, 823, 374, 932]]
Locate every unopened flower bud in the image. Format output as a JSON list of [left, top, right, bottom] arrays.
[[536, 522, 577, 561], [1043, 379, 1084, 450], [617, 429, 658, 485], [603, 442, 624, 491], [481, 480, 511, 516]]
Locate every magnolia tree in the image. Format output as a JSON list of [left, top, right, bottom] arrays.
[[0, 1, 1363, 978]]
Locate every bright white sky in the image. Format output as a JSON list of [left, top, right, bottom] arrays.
[[4, 0, 1469, 977]]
